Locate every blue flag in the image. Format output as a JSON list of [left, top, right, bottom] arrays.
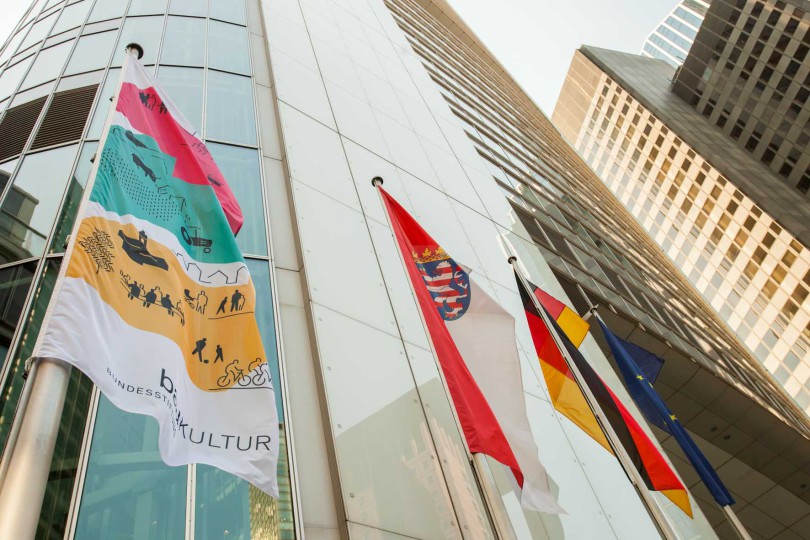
[[597, 319, 735, 507]]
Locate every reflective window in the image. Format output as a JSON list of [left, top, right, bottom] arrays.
[[0, 55, 35, 102], [0, 25, 29, 65], [50, 141, 97, 253], [129, 0, 169, 16], [87, 0, 127, 23], [205, 71, 256, 146], [161, 16, 205, 67], [157, 66, 203, 129], [169, 0, 206, 17], [207, 143, 266, 256], [113, 16, 165, 66], [20, 41, 72, 90], [74, 396, 188, 539], [0, 144, 79, 264], [0, 158, 20, 191], [208, 21, 250, 76], [51, 0, 92, 35], [0, 261, 40, 449], [86, 68, 120, 139], [64, 30, 116, 76], [210, 0, 246, 26], [19, 12, 57, 51]]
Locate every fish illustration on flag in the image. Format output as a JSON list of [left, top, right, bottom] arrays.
[[35, 57, 279, 496]]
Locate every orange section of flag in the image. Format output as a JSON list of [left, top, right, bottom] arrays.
[[533, 288, 590, 347], [525, 301, 611, 452]]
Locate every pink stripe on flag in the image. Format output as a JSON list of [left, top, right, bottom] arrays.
[[116, 82, 244, 235]]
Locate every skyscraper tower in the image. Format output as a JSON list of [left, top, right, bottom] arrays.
[[0, 0, 807, 538], [642, 0, 711, 67], [554, 0, 810, 420]]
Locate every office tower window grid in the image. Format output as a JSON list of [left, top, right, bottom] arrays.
[[572, 70, 810, 411], [673, 0, 810, 192], [641, 0, 710, 68], [385, 0, 808, 435], [0, 0, 295, 538]]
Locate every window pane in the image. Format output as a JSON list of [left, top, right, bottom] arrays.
[[207, 143, 266, 256], [87, 0, 127, 23], [210, 0, 245, 25], [19, 12, 57, 51], [205, 71, 256, 146], [112, 16, 164, 66], [51, 0, 92, 34], [208, 21, 250, 75], [65, 30, 116, 76], [50, 141, 97, 253], [0, 55, 35, 102], [0, 144, 79, 264], [169, 0, 206, 17], [74, 396, 187, 539], [0, 261, 40, 449], [157, 66, 203, 129], [161, 16, 205, 67], [0, 26, 28, 65], [129, 0, 169, 16], [20, 41, 72, 89], [86, 67, 120, 139]]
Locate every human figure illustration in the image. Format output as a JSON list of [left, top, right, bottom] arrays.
[[192, 337, 207, 363], [128, 280, 141, 300], [216, 296, 227, 314], [218, 359, 244, 387], [184, 289, 195, 307], [196, 290, 208, 314], [230, 289, 244, 312], [161, 293, 174, 316], [197, 291, 208, 315], [144, 288, 157, 308], [214, 344, 224, 363]]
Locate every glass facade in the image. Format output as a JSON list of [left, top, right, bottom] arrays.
[[641, 0, 709, 67], [0, 0, 808, 538], [0, 0, 295, 538]]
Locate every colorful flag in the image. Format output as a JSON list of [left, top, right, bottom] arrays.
[[597, 319, 734, 507], [531, 285, 590, 348], [380, 187, 564, 514], [516, 274, 692, 516], [35, 58, 279, 496]]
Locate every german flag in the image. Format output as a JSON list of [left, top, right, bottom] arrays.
[[517, 273, 692, 517]]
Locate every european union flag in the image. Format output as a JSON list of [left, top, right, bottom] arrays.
[[597, 319, 735, 507]]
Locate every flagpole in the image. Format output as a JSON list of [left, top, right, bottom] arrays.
[[0, 45, 143, 540], [588, 306, 752, 540], [371, 178, 516, 540], [509, 258, 679, 540]]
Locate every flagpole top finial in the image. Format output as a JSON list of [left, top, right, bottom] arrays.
[[371, 176, 384, 187], [125, 43, 144, 59], [507, 256, 517, 264]]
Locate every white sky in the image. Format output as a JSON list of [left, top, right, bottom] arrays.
[[0, 0, 676, 114]]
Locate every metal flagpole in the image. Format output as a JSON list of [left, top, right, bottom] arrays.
[[588, 306, 752, 540], [0, 44, 143, 540], [371, 177, 516, 540], [509, 258, 679, 540]]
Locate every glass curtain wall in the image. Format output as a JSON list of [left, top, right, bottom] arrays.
[[0, 0, 295, 538]]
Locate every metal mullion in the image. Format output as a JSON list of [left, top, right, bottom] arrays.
[[63, 385, 101, 540]]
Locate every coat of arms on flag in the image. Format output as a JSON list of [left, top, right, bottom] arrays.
[[33, 56, 280, 496], [413, 247, 471, 320]]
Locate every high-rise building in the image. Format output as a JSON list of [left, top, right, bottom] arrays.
[[0, 0, 808, 538], [553, 1, 810, 418], [672, 0, 810, 192], [642, 0, 711, 68]]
